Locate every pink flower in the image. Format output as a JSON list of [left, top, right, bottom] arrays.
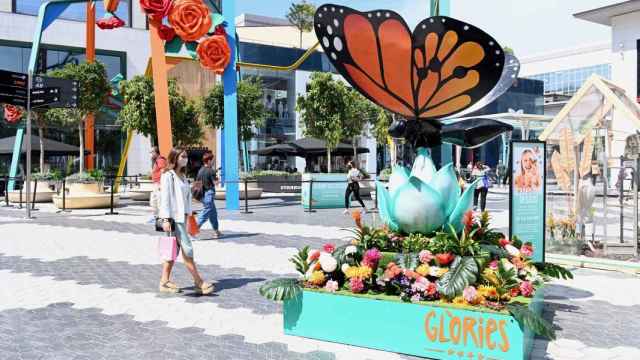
[[519, 281, 534, 297], [410, 294, 421, 303], [489, 260, 499, 270], [350, 277, 365, 293], [362, 248, 382, 269], [411, 277, 430, 292], [463, 286, 477, 303], [307, 250, 320, 262], [419, 250, 434, 264], [324, 280, 339, 293], [520, 243, 534, 258], [322, 243, 336, 254]]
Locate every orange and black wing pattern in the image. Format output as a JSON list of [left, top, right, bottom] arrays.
[[314, 4, 504, 121]]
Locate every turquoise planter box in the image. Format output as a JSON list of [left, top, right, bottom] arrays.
[[301, 173, 348, 209], [284, 290, 544, 359]]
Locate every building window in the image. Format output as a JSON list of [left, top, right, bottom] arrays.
[[526, 64, 612, 96], [15, 0, 132, 27]]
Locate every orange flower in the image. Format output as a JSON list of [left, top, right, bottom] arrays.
[[196, 35, 231, 74], [3, 105, 23, 124], [139, 0, 172, 21], [168, 0, 211, 42], [351, 210, 362, 228]]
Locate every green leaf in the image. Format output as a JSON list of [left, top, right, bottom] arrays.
[[289, 246, 309, 276], [506, 303, 556, 340], [395, 253, 419, 270], [164, 36, 184, 54], [436, 256, 478, 299], [533, 262, 574, 280], [480, 244, 509, 258], [259, 278, 302, 302], [185, 41, 198, 60]]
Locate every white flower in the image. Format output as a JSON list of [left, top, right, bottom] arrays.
[[500, 258, 515, 272], [429, 266, 441, 277], [341, 264, 351, 273], [319, 252, 338, 272], [505, 244, 521, 257], [345, 245, 358, 255], [304, 267, 314, 280]]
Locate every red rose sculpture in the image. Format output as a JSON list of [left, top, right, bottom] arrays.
[[168, 0, 211, 42], [4, 105, 23, 124], [196, 35, 231, 74], [97, 15, 125, 30], [158, 24, 176, 41], [139, 0, 172, 21]]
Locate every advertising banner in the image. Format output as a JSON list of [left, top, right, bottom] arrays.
[[510, 141, 546, 263], [301, 173, 348, 209]]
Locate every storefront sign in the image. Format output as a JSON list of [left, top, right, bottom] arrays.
[[301, 173, 347, 209], [510, 141, 546, 263]]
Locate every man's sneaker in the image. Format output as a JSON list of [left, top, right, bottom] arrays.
[[343, 209, 349, 215]]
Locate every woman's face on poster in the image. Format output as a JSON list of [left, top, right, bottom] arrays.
[[522, 151, 534, 172]]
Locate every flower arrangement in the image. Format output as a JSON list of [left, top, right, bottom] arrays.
[[138, 0, 231, 74], [3, 104, 23, 124], [260, 209, 573, 340]]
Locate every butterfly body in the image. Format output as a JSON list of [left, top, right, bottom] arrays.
[[315, 4, 514, 149]]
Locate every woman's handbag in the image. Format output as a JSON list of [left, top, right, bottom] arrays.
[[187, 214, 200, 236], [155, 218, 175, 232], [158, 232, 180, 261]]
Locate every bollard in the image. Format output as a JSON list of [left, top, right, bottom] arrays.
[[241, 179, 252, 214], [58, 178, 71, 213], [18, 183, 23, 209], [373, 180, 379, 212], [3, 176, 9, 207], [620, 156, 624, 244], [31, 178, 38, 211], [305, 179, 315, 213], [105, 176, 119, 215]]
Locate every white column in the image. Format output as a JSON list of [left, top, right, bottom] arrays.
[[0, 0, 12, 12]]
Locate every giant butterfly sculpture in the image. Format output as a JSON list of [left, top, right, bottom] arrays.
[[314, 4, 516, 233]]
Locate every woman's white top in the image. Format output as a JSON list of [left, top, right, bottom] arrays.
[[347, 168, 361, 184], [159, 170, 192, 223]]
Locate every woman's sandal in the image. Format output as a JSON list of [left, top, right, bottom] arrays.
[[194, 281, 215, 295], [159, 281, 181, 293]]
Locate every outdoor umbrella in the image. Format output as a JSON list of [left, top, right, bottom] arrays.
[[249, 143, 300, 156], [0, 135, 86, 156], [440, 119, 513, 149], [288, 137, 370, 156]]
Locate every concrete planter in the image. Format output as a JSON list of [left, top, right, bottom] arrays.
[[7, 181, 56, 203], [284, 289, 543, 360], [68, 182, 103, 194], [52, 180, 118, 209], [128, 179, 154, 201], [214, 185, 263, 200]]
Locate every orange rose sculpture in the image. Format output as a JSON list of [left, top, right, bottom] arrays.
[[196, 35, 231, 74], [139, 0, 172, 21], [168, 0, 211, 42], [4, 104, 23, 124]]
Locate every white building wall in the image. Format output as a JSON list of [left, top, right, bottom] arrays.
[[0, 0, 11, 13]]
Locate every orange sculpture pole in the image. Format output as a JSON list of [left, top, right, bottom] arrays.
[[85, 0, 96, 170], [149, 18, 173, 157]]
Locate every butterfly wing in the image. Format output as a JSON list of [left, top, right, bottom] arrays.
[[314, 5, 417, 118]]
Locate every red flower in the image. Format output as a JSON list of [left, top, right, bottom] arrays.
[[139, 0, 172, 21], [425, 282, 438, 296], [168, 0, 211, 42], [213, 25, 226, 36], [3, 105, 23, 124], [158, 24, 176, 41], [435, 253, 454, 266], [462, 210, 474, 232], [499, 237, 510, 247], [97, 16, 125, 30], [351, 210, 362, 228], [510, 287, 520, 297], [322, 243, 335, 254]]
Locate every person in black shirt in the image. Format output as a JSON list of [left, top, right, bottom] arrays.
[[196, 152, 222, 238]]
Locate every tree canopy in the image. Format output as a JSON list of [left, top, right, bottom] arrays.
[[199, 77, 267, 142], [286, 1, 316, 48], [118, 75, 202, 146]]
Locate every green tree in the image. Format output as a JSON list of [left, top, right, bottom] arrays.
[[199, 77, 267, 142], [286, 0, 316, 48], [118, 76, 203, 146], [343, 90, 378, 160], [47, 61, 111, 173], [296, 72, 353, 173]]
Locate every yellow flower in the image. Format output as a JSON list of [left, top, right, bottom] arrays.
[[482, 268, 498, 286], [478, 285, 498, 300], [452, 296, 468, 306], [309, 271, 326, 286], [416, 264, 430, 277], [345, 266, 372, 280], [436, 267, 449, 277]]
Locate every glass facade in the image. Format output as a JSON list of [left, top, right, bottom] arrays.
[[526, 64, 611, 95], [0, 41, 127, 173], [239, 42, 335, 171], [15, 0, 132, 27]]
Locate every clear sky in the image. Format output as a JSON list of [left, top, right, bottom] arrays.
[[236, 0, 618, 57]]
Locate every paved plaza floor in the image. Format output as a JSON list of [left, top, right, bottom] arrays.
[[1, 193, 639, 359]]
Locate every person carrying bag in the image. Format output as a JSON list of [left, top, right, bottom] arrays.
[[195, 151, 222, 239], [157, 147, 214, 295]]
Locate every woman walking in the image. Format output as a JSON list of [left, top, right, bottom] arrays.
[[158, 147, 214, 294], [472, 160, 491, 212], [196, 151, 222, 238], [343, 161, 366, 214]]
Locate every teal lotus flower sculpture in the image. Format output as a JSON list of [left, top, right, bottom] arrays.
[[377, 148, 479, 234]]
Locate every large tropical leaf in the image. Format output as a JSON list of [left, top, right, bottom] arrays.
[[506, 303, 556, 340], [480, 244, 509, 258], [436, 256, 478, 299], [259, 278, 302, 302], [395, 252, 420, 270], [533, 262, 574, 280], [289, 247, 309, 277]]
